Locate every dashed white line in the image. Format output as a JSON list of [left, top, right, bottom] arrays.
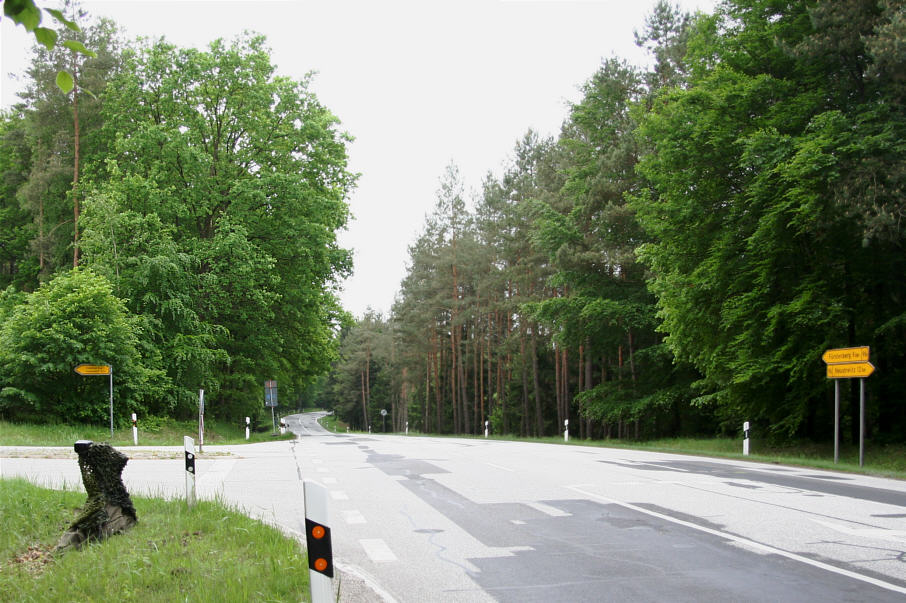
[[343, 510, 366, 525], [323, 477, 338, 485], [360, 538, 397, 562], [330, 490, 349, 500], [526, 501, 571, 517]]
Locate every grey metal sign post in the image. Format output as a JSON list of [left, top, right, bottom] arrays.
[[823, 347, 875, 466], [75, 364, 113, 438], [265, 380, 278, 432]]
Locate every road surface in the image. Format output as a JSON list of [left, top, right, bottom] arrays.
[[4, 412, 906, 602]]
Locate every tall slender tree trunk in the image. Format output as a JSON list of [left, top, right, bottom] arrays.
[[474, 331, 480, 433], [520, 334, 529, 436], [435, 342, 443, 432], [585, 340, 593, 438], [562, 347, 570, 438], [578, 344, 585, 439], [360, 370, 368, 430], [450, 325, 459, 433], [425, 356, 431, 432], [628, 329, 638, 440], [531, 328, 543, 437], [459, 332, 469, 433], [72, 63, 81, 267]]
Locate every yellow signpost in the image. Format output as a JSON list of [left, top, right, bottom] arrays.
[[74, 364, 114, 437], [826, 362, 875, 379], [74, 364, 111, 376], [821, 346, 870, 364], [823, 347, 875, 467]]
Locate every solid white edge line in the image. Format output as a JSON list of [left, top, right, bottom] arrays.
[[334, 561, 401, 603], [565, 484, 906, 596]]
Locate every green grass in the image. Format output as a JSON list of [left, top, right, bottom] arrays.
[[316, 413, 348, 434], [0, 478, 308, 602], [0, 418, 295, 447]]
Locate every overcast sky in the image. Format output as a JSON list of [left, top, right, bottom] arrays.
[[1, 0, 718, 318]]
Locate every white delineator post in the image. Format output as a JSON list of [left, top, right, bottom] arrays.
[[743, 421, 750, 456], [132, 413, 138, 445], [405, 421, 409, 435], [198, 389, 205, 453], [564, 419, 569, 442], [184, 436, 196, 508], [245, 416, 250, 440], [485, 420, 489, 438], [304, 480, 333, 603]]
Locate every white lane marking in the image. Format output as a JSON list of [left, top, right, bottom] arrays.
[[526, 501, 571, 517], [634, 462, 688, 472], [811, 519, 906, 544], [343, 510, 366, 525], [566, 484, 906, 596], [330, 490, 349, 501], [316, 467, 329, 473], [511, 519, 526, 525], [323, 477, 338, 485], [312, 459, 324, 465], [485, 462, 514, 472], [360, 538, 397, 562]]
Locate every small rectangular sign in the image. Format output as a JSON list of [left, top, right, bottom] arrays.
[[822, 347, 870, 364], [264, 380, 278, 407], [827, 362, 875, 379], [74, 364, 111, 376]]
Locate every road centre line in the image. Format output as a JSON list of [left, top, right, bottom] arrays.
[[566, 484, 906, 596], [485, 462, 514, 472]]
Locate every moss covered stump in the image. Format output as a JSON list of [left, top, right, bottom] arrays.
[[54, 440, 137, 553]]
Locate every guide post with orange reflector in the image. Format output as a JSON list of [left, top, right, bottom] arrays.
[[304, 480, 333, 602]]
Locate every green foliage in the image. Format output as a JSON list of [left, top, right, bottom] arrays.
[[633, 0, 906, 438], [80, 34, 354, 421], [2, 0, 96, 93], [0, 268, 165, 423]]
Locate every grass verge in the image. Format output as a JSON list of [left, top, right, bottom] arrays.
[[0, 418, 295, 447], [0, 478, 308, 602]]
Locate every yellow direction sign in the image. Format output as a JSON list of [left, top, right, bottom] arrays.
[[822, 346, 870, 364], [827, 362, 875, 379], [74, 364, 111, 376]]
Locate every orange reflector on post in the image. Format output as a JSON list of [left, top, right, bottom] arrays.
[[305, 518, 333, 578]]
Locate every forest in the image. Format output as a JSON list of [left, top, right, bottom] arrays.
[[320, 0, 906, 445], [0, 3, 354, 426], [2, 1, 904, 443]]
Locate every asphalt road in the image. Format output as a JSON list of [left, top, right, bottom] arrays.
[[4, 412, 906, 602]]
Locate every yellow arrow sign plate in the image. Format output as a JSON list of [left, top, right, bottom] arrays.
[[822, 346, 870, 364], [74, 364, 111, 376], [827, 362, 875, 379]]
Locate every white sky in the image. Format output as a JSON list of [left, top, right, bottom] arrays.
[[1, 0, 718, 318]]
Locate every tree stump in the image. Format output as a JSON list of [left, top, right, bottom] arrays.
[[54, 440, 137, 553]]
